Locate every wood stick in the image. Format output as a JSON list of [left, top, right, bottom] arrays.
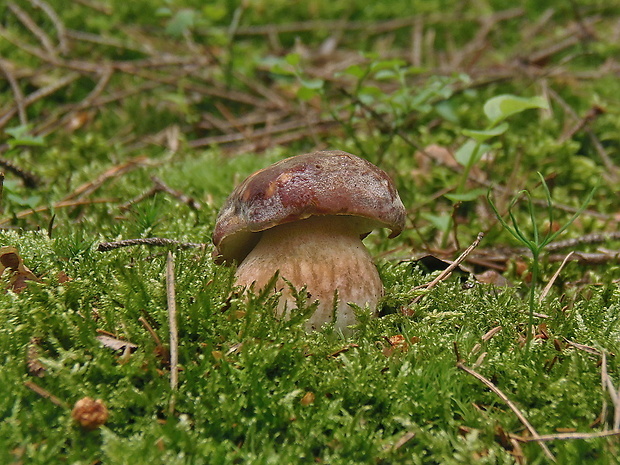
[[0, 59, 28, 125], [24, 380, 67, 408], [166, 252, 179, 413], [513, 429, 620, 442], [97, 237, 204, 252], [412, 233, 484, 304], [455, 354, 556, 462]]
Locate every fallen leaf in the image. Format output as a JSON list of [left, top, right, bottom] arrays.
[[300, 391, 315, 406], [475, 270, 512, 287], [96, 335, 138, 352], [0, 246, 41, 292], [26, 338, 46, 377]]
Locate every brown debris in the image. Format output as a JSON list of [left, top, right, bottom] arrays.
[[71, 397, 109, 430], [96, 334, 138, 353], [26, 338, 46, 377], [0, 246, 41, 292]]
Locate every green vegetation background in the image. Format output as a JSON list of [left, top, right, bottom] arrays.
[[1, 0, 620, 463]]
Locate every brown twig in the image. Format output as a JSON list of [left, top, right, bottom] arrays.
[[188, 116, 337, 149], [0, 72, 80, 130], [62, 155, 151, 202], [0, 157, 40, 188], [546, 231, 620, 252], [166, 252, 179, 411], [0, 198, 115, 227], [412, 233, 484, 304], [70, 0, 111, 14], [602, 352, 620, 430], [0, 172, 4, 215], [563, 338, 602, 356], [547, 86, 619, 180], [138, 316, 163, 348], [0, 59, 28, 125], [65, 28, 149, 54], [152, 176, 201, 211], [513, 429, 620, 442], [539, 251, 575, 302], [24, 380, 67, 408], [97, 237, 205, 252], [454, 349, 556, 462], [7, 2, 58, 58], [28, 0, 69, 55], [547, 250, 620, 265]]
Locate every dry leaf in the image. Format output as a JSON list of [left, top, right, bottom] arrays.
[[26, 338, 46, 377], [300, 391, 315, 406], [96, 335, 138, 352], [0, 246, 41, 292], [475, 270, 512, 287]]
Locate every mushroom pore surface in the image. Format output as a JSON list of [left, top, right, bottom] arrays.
[[234, 215, 382, 333]]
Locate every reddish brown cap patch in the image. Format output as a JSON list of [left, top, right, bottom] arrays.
[[213, 150, 406, 264]]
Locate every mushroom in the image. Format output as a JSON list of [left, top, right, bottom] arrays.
[[213, 150, 406, 333]]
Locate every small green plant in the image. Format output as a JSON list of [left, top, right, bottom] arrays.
[[438, 94, 550, 247], [487, 173, 597, 343]]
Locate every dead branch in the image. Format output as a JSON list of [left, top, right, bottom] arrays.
[[188, 116, 337, 149], [24, 380, 67, 408], [62, 155, 151, 202], [0, 59, 27, 125], [412, 233, 484, 304], [97, 237, 205, 252], [513, 429, 620, 442], [0, 72, 80, 130], [0, 198, 116, 228], [8, 2, 58, 58], [539, 251, 575, 302], [166, 252, 179, 395], [0, 157, 40, 188], [28, 0, 69, 55], [455, 350, 556, 462]]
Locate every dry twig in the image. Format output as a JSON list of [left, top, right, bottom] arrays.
[[24, 380, 67, 408], [0, 59, 27, 125], [412, 233, 484, 304], [166, 252, 179, 413], [513, 429, 620, 442], [539, 251, 575, 303], [454, 345, 556, 462], [97, 237, 205, 252], [7, 2, 58, 58]]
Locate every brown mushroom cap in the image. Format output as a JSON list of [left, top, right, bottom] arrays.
[[213, 150, 406, 264]]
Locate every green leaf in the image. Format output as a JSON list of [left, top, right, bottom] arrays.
[[269, 61, 295, 76], [370, 59, 406, 72], [165, 9, 197, 37], [462, 123, 509, 143], [5, 125, 45, 147], [202, 5, 227, 21], [300, 78, 324, 90], [285, 53, 301, 66], [374, 69, 399, 80], [296, 86, 318, 101], [454, 140, 490, 167], [337, 64, 366, 79], [421, 212, 451, 232], [444, 188, 488, 202], [483, 94, 548, 125]]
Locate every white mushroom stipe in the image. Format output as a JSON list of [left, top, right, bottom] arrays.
[[234, 216, 383, 333]]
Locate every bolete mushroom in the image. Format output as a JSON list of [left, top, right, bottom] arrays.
[[213, 150, 405, 333]]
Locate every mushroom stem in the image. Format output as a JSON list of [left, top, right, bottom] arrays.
[[235, 216, 383, 333]]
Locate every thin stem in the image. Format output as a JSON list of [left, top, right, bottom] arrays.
[[528, 249, 540, 344]]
